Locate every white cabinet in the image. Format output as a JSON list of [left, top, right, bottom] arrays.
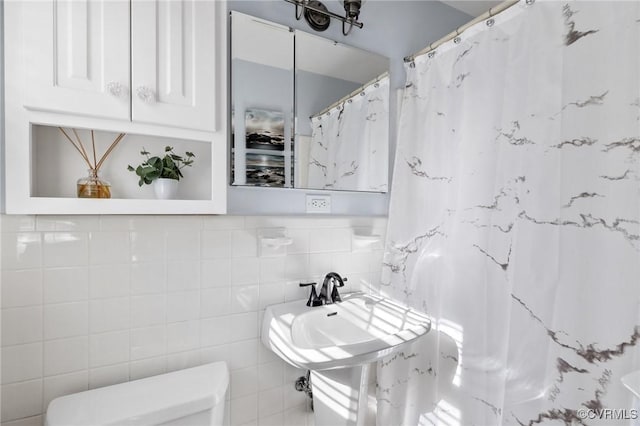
[[19, 0, 217, 132], [131, 1, 217, 131], [23, 0, 131, 121], [4, 0, 227, 214]]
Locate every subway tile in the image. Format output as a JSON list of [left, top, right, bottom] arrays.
[[130, 326, 166, 361], [43, 267, 89, 303], [44, 302, 88, 340], [284, 281, 308, 302], [43, 371, 88, 413], [258, 386, 284, 419], [166, 230, 200, 261], [167, 260, 200, 291], [258, 341, 281, 365], [231, 258, 259, 286], [200, 317, 231, 347], [284, 254, 309, 281], [201, 230, 232, 259], [166, 350, 201, 372], [231, 366, 258, 398], [202, 216, 244, 230], [44, 337, 88, 376], [1, 233, 42, 270], [229, 312, 259, 342], [259, 258, 285, 283], [130, 231, 166, 262], [156, 216, 203, 231], [1, 380, 43, 423], [230, 393, 258, 426], [90, 331, 130, 367], [201, 259, 231, 287], [1, 269, 43, 308], [1, 342, 43, 384], [286, 229, 310, 254], [129, 356, 167, 381], [308, 253, 332, 276], [130, 294, 166, 327], [232, 230, 258, 258], [89, 363, 129, 389], [259, 411, 284, 426], [258, 283, 285, 310], [130, 262, 167, 295], [228, 339, 258, 371], [89, 264, 130, 299], [201, 287, 231, 318], [167, 321, 200, 353], [89, 231, 130, 265], [231, 285, 259, 314], [199, 344, 229, 365], [42, 232, 88, 267], [283, 406, 312, 426], [99, 215, 161, 231], [36, 216, 99, 232], [89, 297, 130, 333], [166, 290, 200, 322], [2, 306, 43, 346], [283, 386, 308, 411], [0, 215, 36, 232], [258, 361, 284, 391]]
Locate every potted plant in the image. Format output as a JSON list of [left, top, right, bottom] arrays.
[[128, 146, 195, 199]]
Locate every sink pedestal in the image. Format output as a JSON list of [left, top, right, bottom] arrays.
[[311, 364, 372, 426]]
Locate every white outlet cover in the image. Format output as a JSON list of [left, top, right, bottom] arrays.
[[306, 194, 331, 213]]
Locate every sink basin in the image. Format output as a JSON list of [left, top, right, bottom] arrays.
[[261, 292, 431, 371]]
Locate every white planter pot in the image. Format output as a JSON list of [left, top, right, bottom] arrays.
[[153, 178, 179, 200]]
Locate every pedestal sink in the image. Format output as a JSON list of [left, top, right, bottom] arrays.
[[261, 292, 431, 426]]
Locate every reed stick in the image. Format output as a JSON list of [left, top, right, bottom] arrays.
[[59, 127, 126, 172], [96, 133, 126, 171], [91, 130, 98, 169], [72, 128, 91, 168], [58, 127, 93, 169]]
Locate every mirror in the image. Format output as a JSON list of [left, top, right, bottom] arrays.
[[230, 11, 390, 193]]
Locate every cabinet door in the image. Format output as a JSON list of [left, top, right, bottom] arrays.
[[22, 0, 131, 120], [131, 0, 217, 132]]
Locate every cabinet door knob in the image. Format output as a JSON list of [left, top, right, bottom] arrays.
[[106, 81, 128, 98], [136, 86, 156, 103]]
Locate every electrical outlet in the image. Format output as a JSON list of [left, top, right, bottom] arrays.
[[306, 194, 331, 213]]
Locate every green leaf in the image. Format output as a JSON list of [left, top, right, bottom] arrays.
[[127, 165, 135, 172], [185, 152, 195, 158], [165, 146, 173, 152], [140, 149, 150, 156]]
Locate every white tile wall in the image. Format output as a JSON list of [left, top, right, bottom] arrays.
[[0, 215, 386, 426]]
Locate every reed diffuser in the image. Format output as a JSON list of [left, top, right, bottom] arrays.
[[58, 128, 126, 199]]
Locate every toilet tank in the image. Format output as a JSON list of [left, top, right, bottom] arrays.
[[45, 362, 229, 426]]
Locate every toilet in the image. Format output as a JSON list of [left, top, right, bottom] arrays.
[[45, 362, 229, 426]]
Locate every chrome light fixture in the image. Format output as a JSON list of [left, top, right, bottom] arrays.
[[284, 0, 364, 36]]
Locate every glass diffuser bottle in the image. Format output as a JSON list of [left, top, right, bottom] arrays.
[[77, 168, 111, 198]]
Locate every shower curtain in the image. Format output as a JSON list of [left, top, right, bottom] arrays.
[[377, 1, 640, 425], [307, 76, 389, 191]]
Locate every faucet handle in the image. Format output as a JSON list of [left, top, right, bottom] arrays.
[[300, 282, 323, 307]]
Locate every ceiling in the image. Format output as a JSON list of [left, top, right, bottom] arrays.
[[440, 0, 502, 17]]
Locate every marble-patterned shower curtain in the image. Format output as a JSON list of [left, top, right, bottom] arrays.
[[377, 1, 640, 424], [308, 76, 389, 191]]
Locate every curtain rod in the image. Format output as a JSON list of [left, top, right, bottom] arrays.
[[404, 0, 520, 63], [310, 71, 389, 119]]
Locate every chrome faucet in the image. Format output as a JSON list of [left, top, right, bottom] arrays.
[[299, 272, 348, 307]]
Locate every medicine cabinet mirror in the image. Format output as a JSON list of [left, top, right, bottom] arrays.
[[230, 11, 390, 193]]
